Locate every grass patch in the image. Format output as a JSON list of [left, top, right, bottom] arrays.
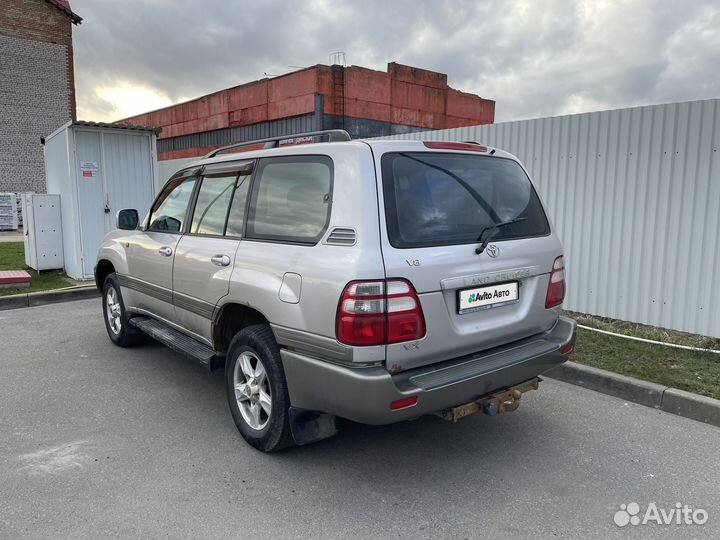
[[0, 242, 72, 296], [569, 312, 720, 400], [0, 241, 24, 270]]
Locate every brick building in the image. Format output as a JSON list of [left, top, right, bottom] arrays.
[[0, 0, 81, 193], [124, 62, 495, 162]]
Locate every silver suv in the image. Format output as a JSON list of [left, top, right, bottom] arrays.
[[95, 130, 576, 452]]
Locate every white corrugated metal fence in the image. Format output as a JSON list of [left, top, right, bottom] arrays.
[[382, 99, 720, 337]]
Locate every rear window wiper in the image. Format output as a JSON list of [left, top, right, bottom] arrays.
[[475, 217, 528, 254], [397, 153, 502, 224]]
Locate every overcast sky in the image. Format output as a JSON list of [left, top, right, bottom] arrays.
[[71, 0, 720, 124]]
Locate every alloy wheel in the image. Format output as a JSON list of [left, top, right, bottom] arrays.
[[233, 351, 272, 431]]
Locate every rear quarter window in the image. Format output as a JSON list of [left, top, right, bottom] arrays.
[[381, 152, 550, 248], [246, 156, 333, 244]]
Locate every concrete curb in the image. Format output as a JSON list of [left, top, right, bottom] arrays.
[[0, 286, 98, 311], [661, 388, 720, 428], [546, 361, 720, 429]]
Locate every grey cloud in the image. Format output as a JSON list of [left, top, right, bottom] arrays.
[[71, 0, 720, 123]]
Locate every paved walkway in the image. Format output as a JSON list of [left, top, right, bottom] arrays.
[[0, 229, 23, 243]]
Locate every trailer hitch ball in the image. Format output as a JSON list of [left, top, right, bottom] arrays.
[[436, 378, 541, 422]]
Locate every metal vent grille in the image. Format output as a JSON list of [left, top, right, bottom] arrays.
[[325, 227, 356, 246]]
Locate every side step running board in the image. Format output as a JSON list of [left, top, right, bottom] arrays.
[[129, 316, 223, 371]]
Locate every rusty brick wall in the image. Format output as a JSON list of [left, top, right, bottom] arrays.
[[333, 63, 494, 129], [127, 67, 322, 142], [124, 62, 496, 161]]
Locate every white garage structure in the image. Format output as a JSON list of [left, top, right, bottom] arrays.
[[43, 121, 160, 280]]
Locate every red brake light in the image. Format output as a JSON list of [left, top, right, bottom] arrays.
[[545, 256, 566, 308], [423, 141, 488, 152], [336, 279, 426, 346]]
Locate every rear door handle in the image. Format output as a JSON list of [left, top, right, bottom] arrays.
[[158, 246, 173, 257], [211, 254, 231, 267]]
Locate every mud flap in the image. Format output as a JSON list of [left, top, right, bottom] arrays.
[[288, 407, 338, 446]]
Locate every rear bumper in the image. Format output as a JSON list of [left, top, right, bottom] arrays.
[[281, 316, 577, 425]]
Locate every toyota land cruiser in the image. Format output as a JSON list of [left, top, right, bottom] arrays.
[[95, 130, 576, 452]]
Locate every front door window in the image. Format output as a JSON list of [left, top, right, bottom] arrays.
[[148, 177, 198, 232]]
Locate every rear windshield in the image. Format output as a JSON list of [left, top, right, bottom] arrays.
[[381, 152, 550, 248]]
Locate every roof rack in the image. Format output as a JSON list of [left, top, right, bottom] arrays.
[[204, 129, 352, 159]]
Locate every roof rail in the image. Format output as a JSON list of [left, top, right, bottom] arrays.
[[204, 129, 352, 159]]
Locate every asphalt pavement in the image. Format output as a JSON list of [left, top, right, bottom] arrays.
[[1, 299, 718, 539]]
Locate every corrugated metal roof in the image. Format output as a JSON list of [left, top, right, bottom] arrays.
[[45, 0, 82, 23], [73, 121, 161, 135], [157, 114, 318, 153]]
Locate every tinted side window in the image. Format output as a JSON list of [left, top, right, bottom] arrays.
[[148, 177, 198, 233], [191, 175, 237, 236], [246, 156, 332, 244]]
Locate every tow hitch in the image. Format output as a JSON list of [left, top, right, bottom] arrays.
[[436, 377, 541, 422]]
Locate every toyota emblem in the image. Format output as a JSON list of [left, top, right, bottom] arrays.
[[486, 244, 499, 258]]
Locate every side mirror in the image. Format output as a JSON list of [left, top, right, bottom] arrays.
[[117, 209, 139, 230]]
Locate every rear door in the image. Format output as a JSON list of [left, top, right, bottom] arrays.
[[172, 160, 254, 344], [376, 146, 563, 372]]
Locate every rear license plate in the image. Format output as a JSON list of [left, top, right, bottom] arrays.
[[458, 281, 519, 314]]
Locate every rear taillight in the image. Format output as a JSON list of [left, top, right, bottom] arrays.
[[336, 279, 426, 346], [545, 256, 566, 308]]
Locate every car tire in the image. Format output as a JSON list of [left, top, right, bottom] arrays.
[[102, 273, 144, 347], [225, 324, 294, 452]]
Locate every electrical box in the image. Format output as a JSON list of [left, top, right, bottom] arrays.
[[23, 194, 64, 271]]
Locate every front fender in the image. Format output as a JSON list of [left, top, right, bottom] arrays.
[[95, 231, 132, 287]]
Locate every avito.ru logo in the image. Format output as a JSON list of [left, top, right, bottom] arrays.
[[614, 502, 708, 527]]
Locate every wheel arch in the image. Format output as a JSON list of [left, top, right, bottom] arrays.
[[213, 302, 273, 354], [95, 259, 116, 291]]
